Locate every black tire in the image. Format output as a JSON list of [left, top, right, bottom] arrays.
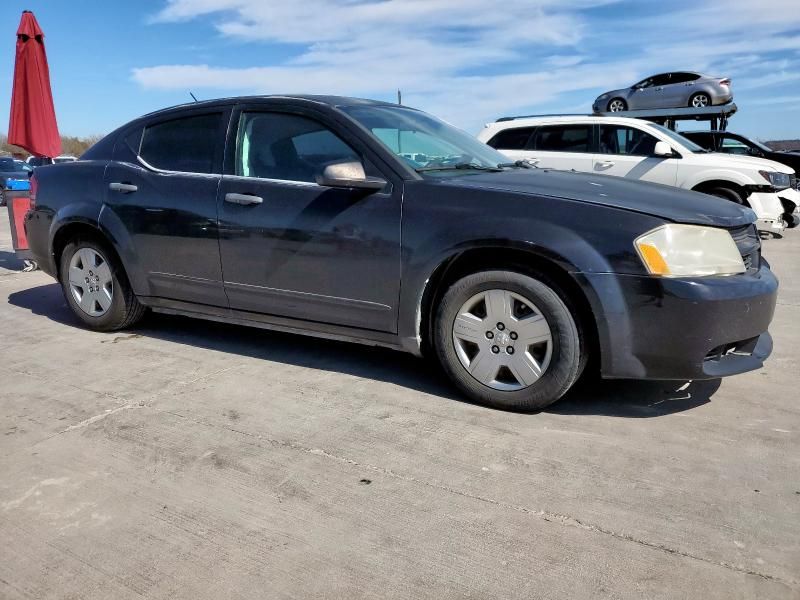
[[0, 189, 5, 207], [607, 98, 627, 112], [689, 92, 711, 108], [434, 270, 585, 411], [59, 237, 145, 331], [706, 186, 745, 205]]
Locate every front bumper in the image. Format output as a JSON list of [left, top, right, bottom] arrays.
[[580, 264, 778, 380]]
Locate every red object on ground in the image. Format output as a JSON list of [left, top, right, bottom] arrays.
[[8, 10, 61, 158], [11, 196, 30, 250]]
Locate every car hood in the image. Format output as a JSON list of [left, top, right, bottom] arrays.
[[438, 169, 754, 227], [689, 152, 795, 174]]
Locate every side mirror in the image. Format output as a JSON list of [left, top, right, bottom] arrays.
[[652, 141, 674, 158], [316, 161, 386, 191]]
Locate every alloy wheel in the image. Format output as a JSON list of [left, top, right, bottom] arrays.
[[608, 99, 626, 112], [452, 289, 553, 391], [691, 94, 709, 108], [68, 247, 113, 316]]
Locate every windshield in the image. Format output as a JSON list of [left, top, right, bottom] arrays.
[[649, 124, 707, 153], [743, 136, 772, 153], [341, 105, 514, 173]]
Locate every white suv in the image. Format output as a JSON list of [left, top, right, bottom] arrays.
[[478, 115, 799, 232]]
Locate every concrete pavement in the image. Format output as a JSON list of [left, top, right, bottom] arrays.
[[1, 216, 798, 599]]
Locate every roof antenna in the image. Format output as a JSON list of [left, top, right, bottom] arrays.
[[397, 89, 402, 105], [189, 91, 199, 103]]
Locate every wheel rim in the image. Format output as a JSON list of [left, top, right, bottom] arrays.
[[692, 94, 709, 108], [68, 247, 113, 317], [452, 289, 553, 391], [609, 100, 625, 112]]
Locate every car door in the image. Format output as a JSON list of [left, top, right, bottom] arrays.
[[593, 124, 678, 185], [103, 108, 231, 306], [216, 106, 402, 333], [521, 124, 593, 171], [631, 74, 669, 109]]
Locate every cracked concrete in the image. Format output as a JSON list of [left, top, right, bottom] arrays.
[[1, 217, 799, 599]]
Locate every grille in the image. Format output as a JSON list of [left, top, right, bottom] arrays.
[[728, 224, 760, 271]]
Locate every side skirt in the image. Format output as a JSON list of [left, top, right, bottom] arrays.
[[140, 296, 411, 354]]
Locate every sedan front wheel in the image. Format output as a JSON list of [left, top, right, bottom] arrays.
[[435, 270, 585, 411]]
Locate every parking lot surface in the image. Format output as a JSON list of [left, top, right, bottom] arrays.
[[1, 217, 798, 599]]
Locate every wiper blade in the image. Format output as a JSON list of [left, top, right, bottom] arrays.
[[416, 162, 503, 173], [497, 160, 536, 169]]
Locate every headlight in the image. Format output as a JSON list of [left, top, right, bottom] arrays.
[[635, 224, 745, 277], [759, 170, 791, 191]]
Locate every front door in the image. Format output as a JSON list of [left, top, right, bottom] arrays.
[[103, 109, 230, 306], [593, 124, 678, 185], [216, 108, 402, 333]]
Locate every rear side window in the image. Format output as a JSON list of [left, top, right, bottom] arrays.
[[533, 125, 591, 153], [139, 113, 222, 173], [486, 127, 536, 150], [672, 72, 700, 84]]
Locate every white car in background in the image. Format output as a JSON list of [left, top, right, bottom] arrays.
[[478, 115, 798, 232]]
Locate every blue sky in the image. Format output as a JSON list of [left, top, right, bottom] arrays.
[[1, 0, 799, 140]]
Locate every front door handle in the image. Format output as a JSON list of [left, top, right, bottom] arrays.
[[225, 192, 263, 206], [109, 182, 138, 193], [596, 161, 615, 168]]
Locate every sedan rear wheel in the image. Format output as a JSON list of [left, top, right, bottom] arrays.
[[60, 238, 145, 331], [435, 270, 585, 411], [690, 93, 711, 108]]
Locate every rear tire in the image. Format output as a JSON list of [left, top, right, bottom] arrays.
[[434, 270, 585, 411], [706, 186, 745, 205], [689, 93, 711, 108], [59, 238, 145, 331], [607, 98, 627, 112]]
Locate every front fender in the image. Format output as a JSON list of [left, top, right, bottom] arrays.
[[682, 169, 755, 190]]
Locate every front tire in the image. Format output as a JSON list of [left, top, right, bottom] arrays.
[[690, 93, 711, 108], [706, 186, 745, 205], [434, 270, 585, 411], [59, 238, 145, 331], [607, 98, 627, 112]]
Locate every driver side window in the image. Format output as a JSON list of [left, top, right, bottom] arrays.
[[237, 112, 361, 183]]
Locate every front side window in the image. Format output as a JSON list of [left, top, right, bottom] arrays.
[[533, 125, 591, 153], [237, 112, 360, 183], [599, 125, 658, 156], [486, 127, 536, 150], [139, 113, 221, 174]]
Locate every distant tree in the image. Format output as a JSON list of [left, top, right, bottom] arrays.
[[0, 132, 105, 158]]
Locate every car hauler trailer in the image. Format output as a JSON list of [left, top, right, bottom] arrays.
[[592, 102, 738, 132]]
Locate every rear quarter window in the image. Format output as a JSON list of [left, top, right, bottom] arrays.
[[139, 113, 222, 173], [486, 127, 536, 150]]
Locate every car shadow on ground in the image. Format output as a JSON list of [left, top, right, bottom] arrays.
[[0, 249, 25, 272], [8, 282, 721, 418]]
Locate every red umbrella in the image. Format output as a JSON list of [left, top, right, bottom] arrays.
[[8, 10, 61, 158]]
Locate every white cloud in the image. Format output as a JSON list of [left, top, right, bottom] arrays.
[[135, 0, 800, 132]]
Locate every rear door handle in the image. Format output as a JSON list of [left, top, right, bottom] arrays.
[[109, 182, 138, 193], [225, 192, 263, 206], [597, 161, 615, 168]]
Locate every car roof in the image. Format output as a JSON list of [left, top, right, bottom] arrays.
[[486, 115, 664, 128], [140, 95, 402, 120]]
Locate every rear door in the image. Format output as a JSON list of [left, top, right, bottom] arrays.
[[216, 105, 402, 332], [593, 124, 678, 185], [103, 108, 230, 306], [522, 124, 593, 171]]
